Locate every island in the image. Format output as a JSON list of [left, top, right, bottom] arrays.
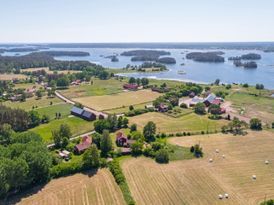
[[105, 55, 119, 62], [156, 57, 176, 64], [121, 50, 171, 62], [5, 47, 39, 52], [186, 52, 225, 63], [228, 53, 261, 61], [233, 60, 258, 68], [38, 51, 90, 57]]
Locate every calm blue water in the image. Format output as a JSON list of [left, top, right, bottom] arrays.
[[2, 47, 274, 89]]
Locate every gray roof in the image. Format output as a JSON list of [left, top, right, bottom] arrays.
[[204, 94, 216, 103], [71, 106, 84, 115], [82, 110, 94, 118]]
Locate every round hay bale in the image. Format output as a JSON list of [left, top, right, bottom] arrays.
[[265, 160, 269, 165], [224, 193, 229, 198], [215, 149, 219, 153], [218, 194, 223, 199], [222, 154, 225, 158], [209, 158, 213, 163], [252, 175, 256, 180]]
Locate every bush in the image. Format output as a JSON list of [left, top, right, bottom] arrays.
[[272, 122, 274, 129], [208, 114, 222, 120], [130, 124, 137, 132], [50, 160, 84, 178], [261, 199, 274, 205], [194, 103, 206, 115], [180, 103, 188, 108], [243, 83, 249, 88], [155, 149, 169, 164], [250, 118, 262, 130], [143, 147, 156, 157]]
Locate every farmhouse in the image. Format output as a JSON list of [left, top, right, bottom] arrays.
[[74, 136, 92, 154], [123, 83, 138, 91], [158, 103, 169, 112], [189, 96, 204, 107], [116, 132, 136, 148], [203, 93, 216, 107]]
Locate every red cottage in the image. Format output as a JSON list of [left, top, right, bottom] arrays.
[[74, 136, 92, 154], [123, 83, 138, 91]]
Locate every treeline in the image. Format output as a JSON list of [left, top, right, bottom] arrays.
[[0, 52, 93, 73], [228, 53, 261, 60], [0, 131, 52, 198], [0, 105, 44, 132], [186, 52, 225, 63], [121, 50, 171, 62]]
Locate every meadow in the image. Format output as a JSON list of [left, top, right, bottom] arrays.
[[73, 90, 161, 111], [36, 103, 73, 120], [10, 169, 126, 205], [60, 78, 125, 98], [129, 112, 227, 134], [122, 131, 274, 205], [31, 116, 93, 143], [0, 73, 27, 80], [3, 96, 62, 111], [21, 67, 81, 74]]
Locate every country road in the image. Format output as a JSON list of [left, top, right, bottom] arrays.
[[55, 90, 108, 118], [47, 131, 95, 148]]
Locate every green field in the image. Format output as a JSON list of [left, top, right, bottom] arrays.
[[105, 102, 150, 114], [3, 96, 62, 111], [31, 116, 93, 143], [129, 112, 227, 134], [36, 103, 73, 120], [60, 78, 125, 98]]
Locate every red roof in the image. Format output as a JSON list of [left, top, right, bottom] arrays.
[[75, 136, 92, 152], [116, 132, 127, 141], [212, 99, 221, 105], [123, 84, 138, 90]]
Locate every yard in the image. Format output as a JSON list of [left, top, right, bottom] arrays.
[[129, 112, 227, 134], [72, 90, 162, 111], [30, 116, 93, 143], [122, 131, 274, 205], [36, 103, 73, 120], [9, 169, 126, 205]]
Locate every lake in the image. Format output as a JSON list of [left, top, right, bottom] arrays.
[[1, 46, 274, 89]]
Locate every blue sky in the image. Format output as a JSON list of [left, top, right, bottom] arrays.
[[1, 0, 274, 43]]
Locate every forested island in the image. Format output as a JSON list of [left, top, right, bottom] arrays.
[[228, 53, 261, 61], [121, 50, 171, 62], [157, 57, 176, 64], [38, 51, 90, 57], [5, 47, 39, 52], [0, 52, 93, 73], [186, 52, 225, 63], [233, 60, 258, 68]]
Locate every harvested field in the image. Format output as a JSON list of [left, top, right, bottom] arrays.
[[73, 90, 162, 111], [0, 73, 27, 80], [122, 131, 274, 205], [129, 112, 227, 133], [11, 169, 126, 205]]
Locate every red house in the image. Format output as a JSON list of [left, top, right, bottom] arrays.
[[158, 103, 169, 112], [74, 136, 92, 154], [116, 132, 128, 147], [123, 83, 138, 91]]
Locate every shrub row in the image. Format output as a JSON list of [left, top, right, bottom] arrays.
[[125, 108, 154, 117], [108, 160, 135, 205]]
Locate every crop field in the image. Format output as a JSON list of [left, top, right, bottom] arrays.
[[226, 92, 274, 124], [0, 73, 27, 80], [60, 78, 125, 98], [72, 90, 162, 111], [129, 112, 227, 134], [3, 96, 63, 111], [11, 169, 125, 205], [122, 131, 274, 205], [31, 116, 93, 143], [21, 67, 81, 74]]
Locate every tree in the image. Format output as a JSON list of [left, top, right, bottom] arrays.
[[272, 122, 274, 129], [255, 84, 264, 90], [141, 78, 149, 86], [128, 77, 136, 84], [83, 144, 100, 169], [0, 124, 14, 145], [192, 144, 203, 158], [129, 105, 134, 111], [130, 124, 137, 132], [56, 76, 69, 87], [214, 79, 220, 85], [122, 118, 129, 128], [100, 130, 112, 157], [52, 124, 71, 148], [131, 141, 143, 156], [227, 117, 248, 135], [194, 103, 206, 115], [208, 104, 221, 115], [143, 121, 156, 142], [92, 133, 102, 149], [155, 149, 169, 163], [250, 118, 262, 130], [28, 110, 41, 128], [35, 90, 43, 99]]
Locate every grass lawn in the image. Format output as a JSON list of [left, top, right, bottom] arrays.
[[13, 83, 43, 90], [30, 116, 94, 143], [105, 102, 150, 114], [167, 144, 194, 161], [36, 103, 73, 120], [3, 96, 62, 111], [59, 78, 125, 98], [165, 107, 193, 118], [129, 112, 227, 134], [73, 90, 162, 111]]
